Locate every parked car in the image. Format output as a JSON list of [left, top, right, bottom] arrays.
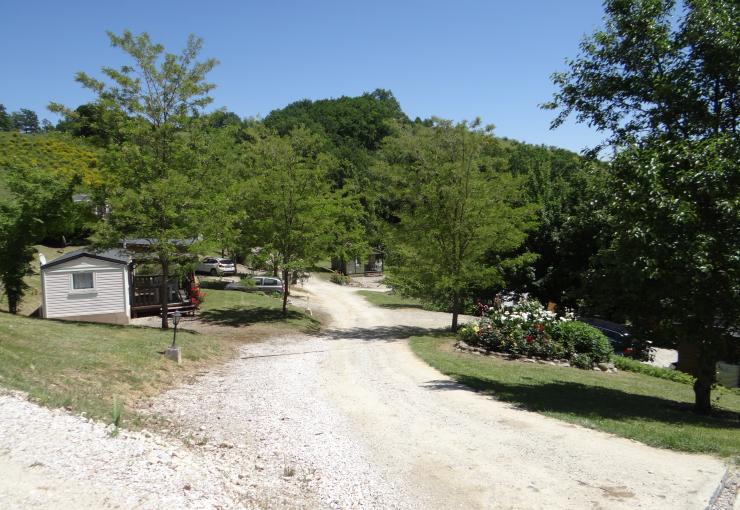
[[578, 317, 653, 360], [225, 276, 284, 293], [196, 257, 236, 276]]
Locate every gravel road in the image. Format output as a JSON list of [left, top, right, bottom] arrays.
[[0, 276, 733, 509], [150, 277, 729, 509]]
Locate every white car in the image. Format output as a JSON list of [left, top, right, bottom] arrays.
[[196, 257, 236, 276]]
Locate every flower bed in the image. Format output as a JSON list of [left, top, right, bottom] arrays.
[[458, 299, 614, 370]]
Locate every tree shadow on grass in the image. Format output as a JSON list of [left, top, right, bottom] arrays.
[[422, 376, 740, 430], [199, 306, 307, 328]]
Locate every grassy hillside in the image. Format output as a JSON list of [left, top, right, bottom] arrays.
[[0, 131, 102, 187], [0, 312, 228, 427]]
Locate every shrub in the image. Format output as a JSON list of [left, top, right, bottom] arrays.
[[330, 273, 351, 285], [458, 299, 614, 369], [555, 321, 614, 363], [570, 353, 594, 369], [240, 276, 257, 287], [612, 356, 695, 385]]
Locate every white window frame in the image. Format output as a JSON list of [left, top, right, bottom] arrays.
[[70, 272, 96, 293]]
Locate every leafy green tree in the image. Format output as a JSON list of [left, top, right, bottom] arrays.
[[246, 127, 367, 315], [54, 102, 127, 147], [0, 105, 12, 131], [546, 0, 739, 413], [53, 30, 218, 329], [377, 119, 538, 331], [0, 165, 77, 313], [264, 89, 409, 190], [11, 108, 40, 133]]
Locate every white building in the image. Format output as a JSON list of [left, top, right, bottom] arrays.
[[40, 248, 132, 324]]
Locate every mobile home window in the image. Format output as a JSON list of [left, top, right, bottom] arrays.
[[72, 272, 94, 290]]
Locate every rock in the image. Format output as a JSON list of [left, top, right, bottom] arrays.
[[597, 363, 610, 371], [165, 347, 182, 364]]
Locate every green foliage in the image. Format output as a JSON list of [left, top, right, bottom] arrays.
[[546, 0, 740, 413], [612, 356, 696, 385], [0, 165, 78, 313], [329, 273, 351, 285], [243, 127, 367, 314], [556, 321, 613, 364], [10, 108, 40, 134], [61, 30, 219, 328], [377, 119, 538, 330], [264, 88, 407, 153], [0, 104, 13, 131], [460, 299, 612, 366], [0, 132, 102, 187], [570, 353, 594, 370]]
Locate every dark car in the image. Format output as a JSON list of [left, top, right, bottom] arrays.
[[578, 317, 652, 359]]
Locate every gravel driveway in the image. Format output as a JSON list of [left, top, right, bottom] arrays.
[[151, 277, 728, 509], [0, 276, 732, 509]]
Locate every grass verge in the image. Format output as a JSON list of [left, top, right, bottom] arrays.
[[0, 312, 230, 428], [409, 334, 740, 459], [199, 288, 320, 333], [357, 290, 433, 310]]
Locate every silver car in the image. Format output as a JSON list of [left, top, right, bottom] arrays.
[[196, 257, 236, 276], [226, 276, 284, 293]]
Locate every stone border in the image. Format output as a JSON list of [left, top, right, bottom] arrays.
[[454, 340, 618, 373], [706, 469, 738, 510]]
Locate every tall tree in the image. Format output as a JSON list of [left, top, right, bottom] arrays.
[[246, 127, 367, 315], [377, 119, 538, 331], [52, 30, 218, 328], [0, 165, 77, 313], [11, 108, 40, 133], [545, 0, 740, 413], [0, 105, 12, 131]]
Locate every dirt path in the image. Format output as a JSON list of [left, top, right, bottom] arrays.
[[148, 277, 727, 509]]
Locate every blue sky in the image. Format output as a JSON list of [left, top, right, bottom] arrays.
[[1, 1, 607, 153]]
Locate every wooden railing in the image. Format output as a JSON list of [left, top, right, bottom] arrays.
[[132, 275, 189, 309]]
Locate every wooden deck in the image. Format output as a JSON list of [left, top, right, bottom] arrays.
[[131, 274, 194, 317]]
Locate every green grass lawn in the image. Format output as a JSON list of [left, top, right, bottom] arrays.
[[410, 335, 740, 459], [198, 288, 320, 333], [357, 290, 431, 310], [0, 312, 228, 428]]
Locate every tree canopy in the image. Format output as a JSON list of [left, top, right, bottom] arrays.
[[546, 0, 740, 413], [376, 119, 538, 330], [58, 30, 219, 328]]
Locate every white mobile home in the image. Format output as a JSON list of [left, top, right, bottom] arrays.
[[40, 249, 132, 324]]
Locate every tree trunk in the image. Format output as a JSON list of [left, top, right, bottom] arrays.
[[281, 268, 290, 316], [160, 258, 169, 330], [7, 291, 18, 315], [693, 349, 716, 415], [451, 294, 461, 332]]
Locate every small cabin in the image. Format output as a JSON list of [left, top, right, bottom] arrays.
[[331, 251, 384, 276], [40, 247, 196, 325], [40, 248, 132, 324]]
